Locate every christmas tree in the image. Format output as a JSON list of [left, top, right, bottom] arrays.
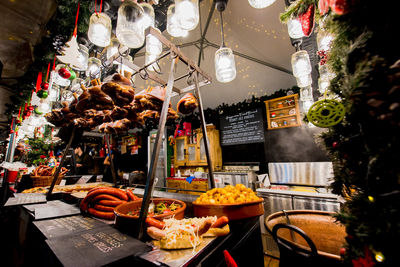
[[281, 0, 400, 266]]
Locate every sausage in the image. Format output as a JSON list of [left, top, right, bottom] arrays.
[[146, 217, 165, 229], [198, 219, 213, 236], [147, 226, 166, 240], [92, 194, 121, 202], [85, 188, 129, 202], [88, 208, 115, 220], [98, 200, 126, 207], [126, 189, 139, 201], [211, 216, 229, 228], [94, 204, 115, 212]]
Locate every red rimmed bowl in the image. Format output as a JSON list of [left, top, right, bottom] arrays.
[[193, 199, 264, 220]]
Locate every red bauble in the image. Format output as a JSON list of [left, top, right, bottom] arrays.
[[318, 0, 330, 15], [26, 111, 31, 117], [329, 0, 350, 15], [299, 5, 315, 37], [339, 247, 346, 256], [41, 82, 49, 90], [28, 105, 34, 111], [58, 67, 71, 79], [332, 141, 338, 148]]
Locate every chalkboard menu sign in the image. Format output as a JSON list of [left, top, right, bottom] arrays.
[[220, 108, 265, 146], [46, 224, 151, 267]]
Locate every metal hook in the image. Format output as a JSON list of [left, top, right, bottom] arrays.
[[153, 60, 163, 75], [139, 68, 149, 80], [119, 45, 130, 58]]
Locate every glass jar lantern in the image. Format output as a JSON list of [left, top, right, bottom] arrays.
[[215, 47, 237, 83], [175, 0, 199, 31], [248, 0, 277, 9], [287, 18, 304, 39], [291, 50, 312, 78], [86, 57, 102, 79], [146, 29, 162, 56], [88, 12, 112, 47], [296, 73, 312, 88], [167, 4, 188, 37], [116, 0, 145, 48], [140, 2, 155, 30]]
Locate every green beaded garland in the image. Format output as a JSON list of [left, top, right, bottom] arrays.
[[307, 99, 345, 127]]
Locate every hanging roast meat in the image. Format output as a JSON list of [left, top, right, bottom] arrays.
[[135, 86, 166, 111], [110, 106, 129, 120], [45, 109, 66, 127], [101, 73, 135, 106], [83, 109, 113, 123], [168, 108, 179, 122], [177, 93, 198, 114], [76, 79, 114, 112], [98, 118, 131, 134]]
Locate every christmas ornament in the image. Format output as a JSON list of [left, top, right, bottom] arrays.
[[299, 5, 315, 37], [318, 0, 330, 15], [36, 90, 49, 99], [34, 107, 43, 115], [27, 106, 34, 111], [332, 141, 338, 148], [68, 69, 76, 80], [57, 35, 86, 70], [339, 247, 346, 256], [58, 67, 71, 79], [329, 0, 350, 15], [307, 99, 345, 127], [41, 82, 49, 90]]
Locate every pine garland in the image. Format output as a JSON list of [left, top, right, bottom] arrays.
[[281, 0, 400, 265]]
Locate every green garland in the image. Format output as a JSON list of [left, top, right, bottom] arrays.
[[5, 0, 91, 119], [281, 0, 400, 265]]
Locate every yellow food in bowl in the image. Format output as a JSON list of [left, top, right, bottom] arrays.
[[194, 184, 262, 205]]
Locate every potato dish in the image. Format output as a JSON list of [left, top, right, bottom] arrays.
[[194, 184, 262, 204]]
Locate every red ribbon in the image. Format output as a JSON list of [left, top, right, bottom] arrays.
[[95, 0, 103, 14], [17, 106, 21, 118], [36, 72, 42, 92], [45, 62, 51, 83], [73, 2, 81, 37], [10, 118, 15, 133]]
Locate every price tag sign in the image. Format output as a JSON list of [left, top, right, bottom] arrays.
[[76, 175, 92, 184]]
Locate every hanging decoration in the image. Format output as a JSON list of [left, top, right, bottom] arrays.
[[307, 99, 345, 127], [88, 0, 112, 47], [299, 4, 315, 37]]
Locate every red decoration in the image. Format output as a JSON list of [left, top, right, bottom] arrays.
[[332, 141, 338, 148], [58, 67, 71, 79], [28, 106, 34, 111], [319, 0, 330, 15], [26, 111, 31, 117], [35, 72, 43, 93], [40, 155, 47, 159], [41, 82, 49, 90], [299, 5, 315, 37], [340, 247, 346, 256], [330, 0, 350, 15], [318, 50, 328, 65], [223, 250, 238, 267], [352, 247, 375, 267]]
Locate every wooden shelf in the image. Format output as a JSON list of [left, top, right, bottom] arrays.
[[264, 94, 301, 130], [270, 114, 297, 120], [269, 106, 296, 112]]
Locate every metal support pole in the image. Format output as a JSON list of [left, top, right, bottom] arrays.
[[47, 127, 76, 200], [105, 134, 117, 187], [193, 73, 215, 188], [137, 55, 178, 240]]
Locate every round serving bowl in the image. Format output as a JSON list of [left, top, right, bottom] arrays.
[[193, 199, 264, 220], [114, 198, 186, 235]]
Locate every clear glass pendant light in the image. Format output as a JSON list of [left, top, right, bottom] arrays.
[[167, 4, 188, 37], [140, 2, 155, 30], [248, 0, 277, 9], [287, 17, 304, 39], [88, 12, 112, 47], [116, 0, 145, 48], [291, 50, 312, 78], [214, 9, 236, 83], [175, 0, 199, 31], [296, 73, 312, 88], [86, 57, 102, 79], [146, 29, 163, 56]]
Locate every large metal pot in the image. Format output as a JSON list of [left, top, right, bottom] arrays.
[[265, 210, 346, 267]]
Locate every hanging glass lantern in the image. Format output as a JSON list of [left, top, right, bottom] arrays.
[[300, 85, 313, 101], [287, 18, 304, 39], [291, 50, 312, 78], [37, 100, 52, 114], [167, 4, 188, 37], [70, 78, 84, 95], [86, 57, 102, 79], [88, 12, 112, 47], [317, 30, 334, 51], [116, 0, 145, 48], [296, 73, 312, 88], [318, 78, 330, 94], [319, 64, 335, 81], [248, 0, 277, 9], [54, 64, 71, 87], [70, 44, 89, 72], [175, 0, 199, 31], [215, 47, 237, 83], [146, 29, 162, 56], [140, 2, 155, 30], [145, 53, 160, 72]]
